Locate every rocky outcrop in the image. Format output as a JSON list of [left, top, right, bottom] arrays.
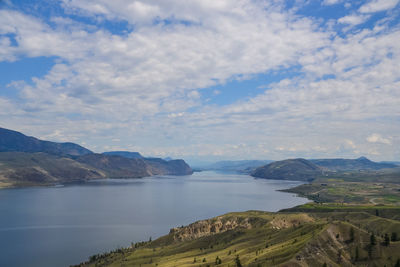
[[169, 216, 264, 242]]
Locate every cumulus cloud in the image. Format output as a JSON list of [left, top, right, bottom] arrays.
[[0, 0, 399, 161], [367, 133, 392, 144], [338, 14, 370, 25], [359, 0, 399, 13], [322, 0, 343, 5]]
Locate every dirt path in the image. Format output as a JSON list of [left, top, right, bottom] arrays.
[[369, 197, 380, 205]]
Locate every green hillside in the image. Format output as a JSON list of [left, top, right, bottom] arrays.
[[251, 158, 322, 181], [73, 167, 400, 267], [73, 209, 400, 267]]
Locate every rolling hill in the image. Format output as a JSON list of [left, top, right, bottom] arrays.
[[199, 160, 273, 173], [251, 158, 322, 181], [310, 156, 397, 171], [74, 208, 400, 267]]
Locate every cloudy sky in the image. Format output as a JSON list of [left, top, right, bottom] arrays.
[[0, 0, 399, 163]]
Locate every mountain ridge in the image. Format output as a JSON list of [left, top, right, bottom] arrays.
[[0, 127, 92, 156], [0, 127, 193, 188]]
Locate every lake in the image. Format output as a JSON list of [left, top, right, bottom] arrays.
[[0, 171, 308, 267]]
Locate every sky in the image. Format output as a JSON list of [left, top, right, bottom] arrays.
[[0, 0, 399, 164]]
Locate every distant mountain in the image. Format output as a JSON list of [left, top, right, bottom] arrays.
[[0, 152, 105, 187], [145, 157, 193, 176], [0, 127, 193, 188], [0, 127, 92, 156], [310, 156, 397, 171], [251, 158, 322, 181], [380, 161, 400, 166], [102, 151, 143, 159], [200, 160, 273, 173], [0, 152, 193, 187], [77, 154, 192, 178]]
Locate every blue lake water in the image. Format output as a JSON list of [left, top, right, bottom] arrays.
[[0, 171, 308, 267]]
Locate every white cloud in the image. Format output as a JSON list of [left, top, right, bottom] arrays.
[[0, 1, 399, 161], [359, 0, 399, 13], [367, 133, 392, 144], [338, 14, 370, 25], [322, 0, 342, 5]]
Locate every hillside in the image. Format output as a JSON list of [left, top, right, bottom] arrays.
[[311, 156, 397, 171], [0, 152, 193, 188], [0, 127, 92, 156], [76, 154, 193, 178], [74, 209, 400, 267], [102, 151, 143, 159], [251, 158, 322, 181], [0, 152, 104, 187], [199, 160, 273, 173], [0, 127, 193, 188]]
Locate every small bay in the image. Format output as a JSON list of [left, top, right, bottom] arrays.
[[0, 171, 308, 267]]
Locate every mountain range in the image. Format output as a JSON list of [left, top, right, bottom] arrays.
[[0, 127, 92, 156], [198, 160, 273, 172], [0, 127, 192, 188], [251, 157, 399, 181]]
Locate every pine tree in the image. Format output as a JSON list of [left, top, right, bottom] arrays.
[[391, 232, 398, 242], [349, 227, 355, 242], [355, 246, 359, 262], [384, 233, 390, 246], [235, 255, 242, 267], [370, 233, 376, 246]]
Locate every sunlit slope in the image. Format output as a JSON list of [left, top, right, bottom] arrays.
[[74, 210, 400, 267]]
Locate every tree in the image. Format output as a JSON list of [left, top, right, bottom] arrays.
[[349, 227, 355, 242], [370, 233, 376, 246], [384, 233, 390, 246], [355, 246, 359, 262], [235, 255, 242, 267], [395, 259, 400, 267], [215, 256, 222, 265], [391, 232, 398, 242]]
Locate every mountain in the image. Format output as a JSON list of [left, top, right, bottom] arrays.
[[0, 152, 105, 187], [310, 156, 397, 171], [77, 154, 193, 178], [102, 151, 143, 159], [0, 152, 193, 188], [145, 157, 193, 176], [251, 158, 322, 181], [380, 161, 400, 166], [200, 160, 273, 173], [0, 127, 193, 188], [0, 127, 92, 156]]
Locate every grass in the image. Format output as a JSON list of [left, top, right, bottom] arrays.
[[73, 209, 400, 267], [283, 179, 400, 205], [69, 169, 400, 266]]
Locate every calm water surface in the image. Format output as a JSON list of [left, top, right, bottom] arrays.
[[0, 171, 308, 267]]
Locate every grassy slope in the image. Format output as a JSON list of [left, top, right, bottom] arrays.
[[73, 169, 400, 267], [74, 210, 400, 267]]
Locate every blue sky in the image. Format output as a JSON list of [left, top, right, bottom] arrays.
[[0, 0, 399, 163]]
